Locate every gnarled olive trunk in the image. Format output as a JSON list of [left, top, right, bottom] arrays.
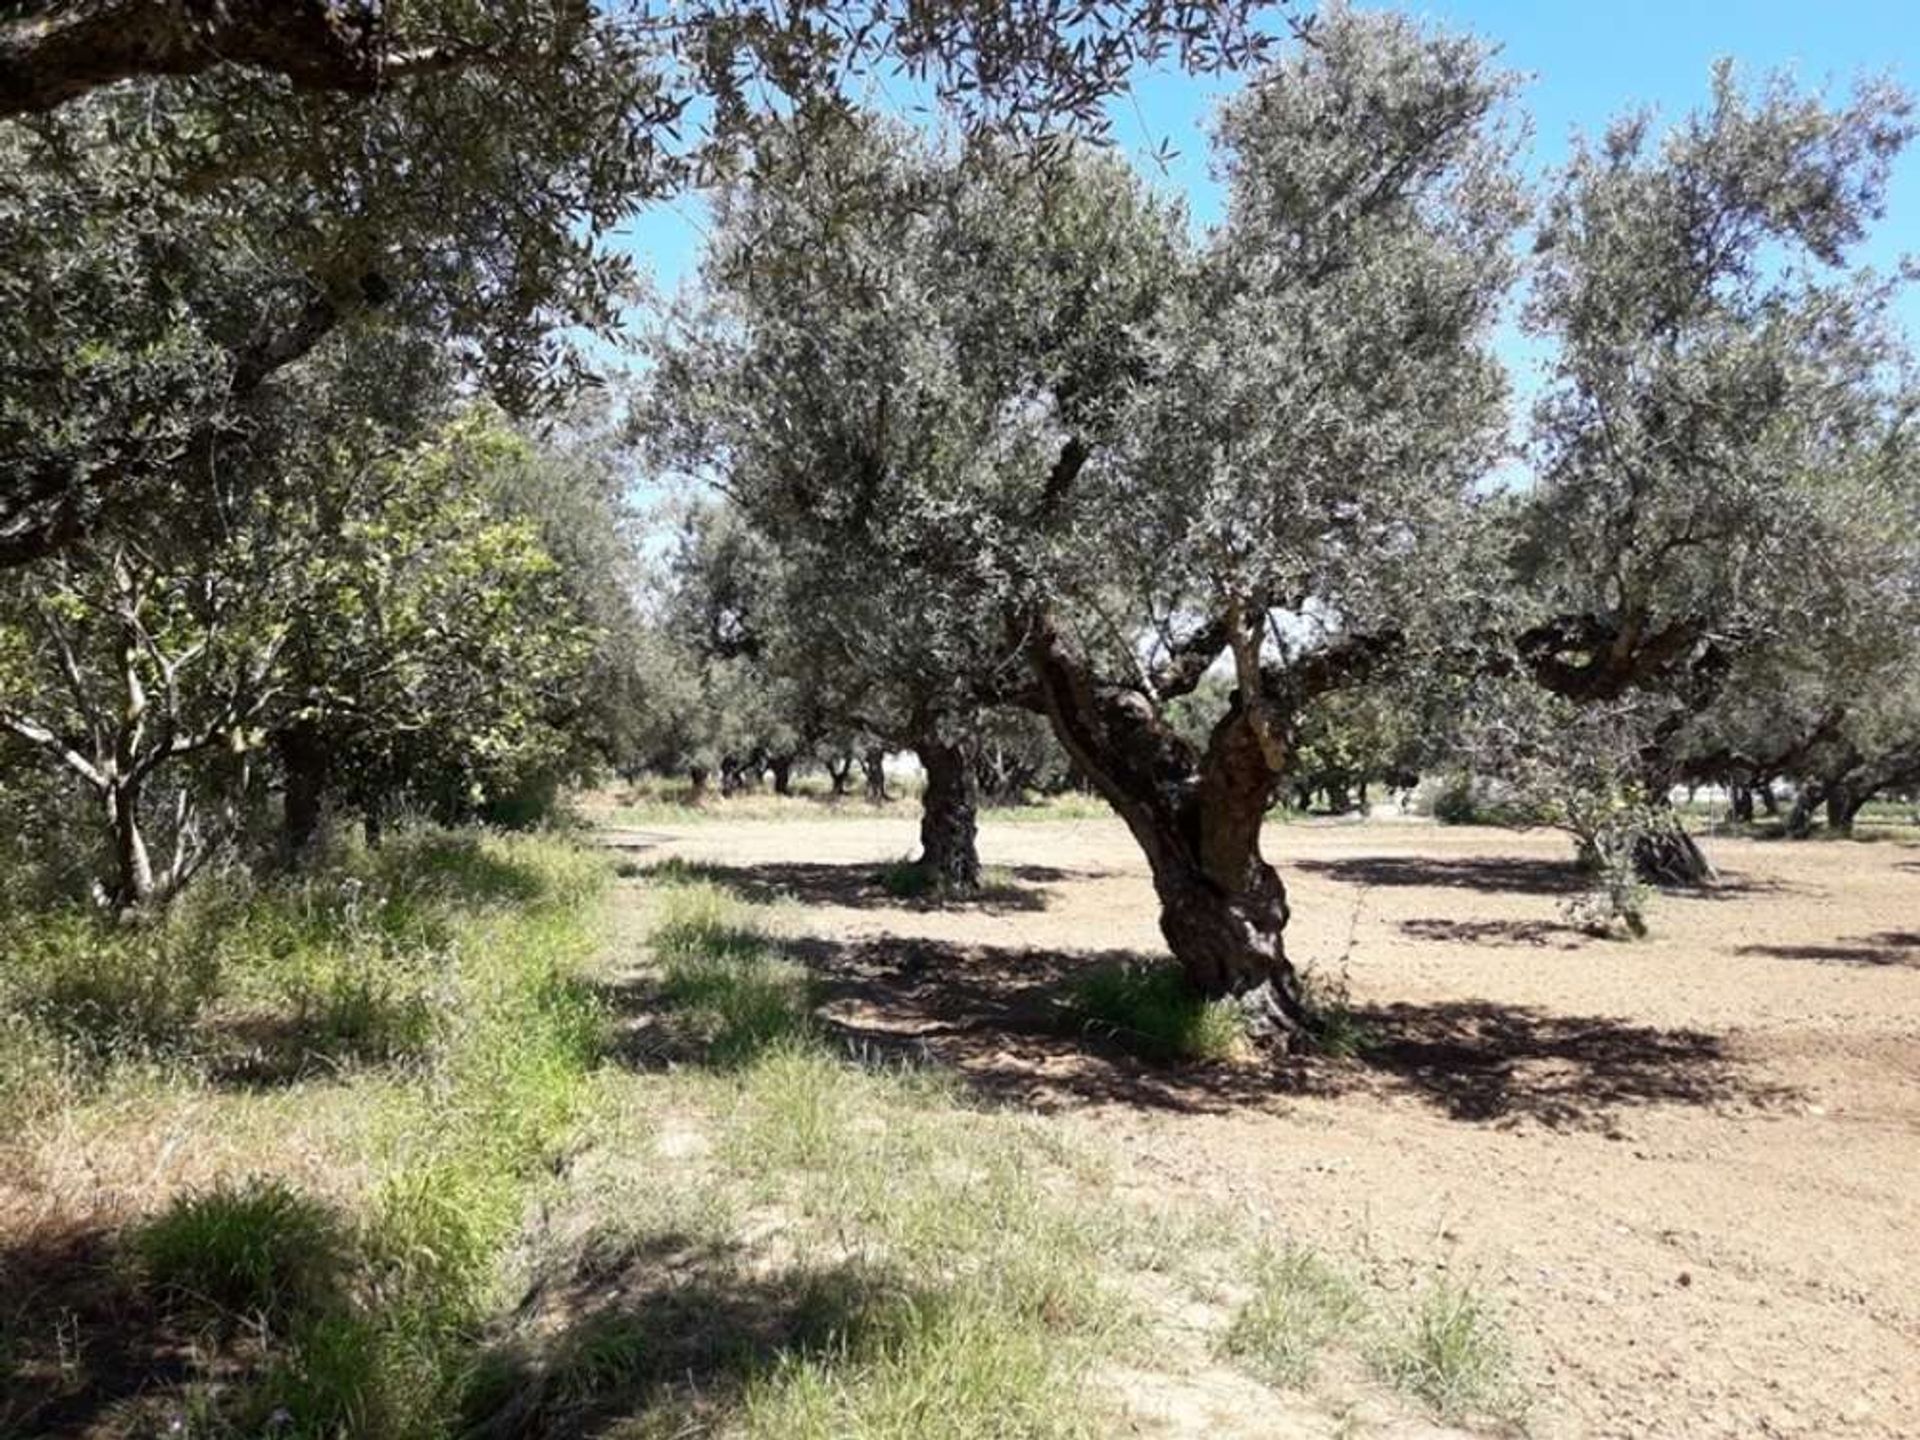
[[769, 754, 794, 797], [862, 747, 888, 804], [913, 735, 981, 892], [1825, 780, 1860, 835], [687, 764, 711, 802], [826, 753, 854, 797], [1729, 782, 1754, 824], [1026, 622, 1311, 1044]]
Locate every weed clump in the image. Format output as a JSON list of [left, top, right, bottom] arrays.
[[1068, 960, 1249, 1062], [1222, 1244, 1367, 1386], [1371, 1278, 1525, 1424], [137, 1176, 351, 1328]]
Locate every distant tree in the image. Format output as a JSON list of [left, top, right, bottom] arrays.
[[1514, 63, 1919, 878]]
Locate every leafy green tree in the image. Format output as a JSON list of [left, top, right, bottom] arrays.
[[0, 394, 593, 906], [644, 9, 1522, 1035], [0, 43, 656, 567], [1513, 62, 1918, 876], [272, 408, 596, 853]]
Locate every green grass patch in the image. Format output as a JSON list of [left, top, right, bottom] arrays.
[[1, 827, 613, 1439], [1371, 1278, 1525, 1425], [875, 859, 1024, 903], [1222, 1244, 1368, 1387], [1067, 960, 1250, 1062], [137, 1176, 352, 1329]]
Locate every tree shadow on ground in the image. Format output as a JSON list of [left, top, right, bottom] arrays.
[[466, 1227, 912, 1440], [628, 858, 1073, 913], [603, 929, 1796, 1128], [0, 1213, 233, 1438], [1734, 932, 1920, 969], [1296, 852, 1782, 900], [1398, 917, 1591, 949], [1318, 999, 1796, 1127]]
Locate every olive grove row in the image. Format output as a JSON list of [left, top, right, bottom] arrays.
[[3, 2, 1915, 1044]]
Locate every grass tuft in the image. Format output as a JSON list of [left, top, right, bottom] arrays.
[[136, 1176, 351, 1328], [1222, 1244, 1368, 1387], [877, 859, 1024, 904], [1067, 960, 1249, 1062], [1371, 1277, 1525, 1424]]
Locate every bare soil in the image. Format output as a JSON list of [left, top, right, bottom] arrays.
[[618, 815, 1920, 1440]]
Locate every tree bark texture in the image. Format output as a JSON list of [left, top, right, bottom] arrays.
[[913, 735, 982, 892], [1024, 617, 1312, 1043]]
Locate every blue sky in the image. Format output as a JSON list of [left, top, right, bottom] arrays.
[[611, 0, 1918, 433]]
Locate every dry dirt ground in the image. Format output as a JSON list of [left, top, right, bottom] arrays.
[[607, 814, 1920, 1440]]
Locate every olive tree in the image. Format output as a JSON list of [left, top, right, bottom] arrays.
[[644, 8, 1523, 1037], [1513, 63, 1918, 878], [2, 0, 1295, 569], [638, 105, 1184, 890]]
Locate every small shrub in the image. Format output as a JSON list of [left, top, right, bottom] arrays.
[[1372, 1279, 1524, 1423], [877, 858, 938, 900], [136, 1176, 350, 1327], [1068, 961, 1249, 1062], [1565, 811, 1653, 938], [1424, 771, 1483, 825], [1223, 1244, 1367, 1386], [1418, 772, 1541, 827]]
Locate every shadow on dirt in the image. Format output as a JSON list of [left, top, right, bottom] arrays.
[[1297, 852, 1782, 901], [0, 1216, 205, 1438], [1398, 917, 1591, 949], [1296, 853, 1589, 895], [1735, 932, 1919, 969], [468, 1229, 914, 1439], [601, 916, 1798, 1128], [621, 858, 1073, 913]]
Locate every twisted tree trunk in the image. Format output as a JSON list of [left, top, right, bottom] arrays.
[[1025, 618, 1312, 1044], [862, 747, 888, 804], [912, 734, 981, 892], [826, 753, 854, 797]]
